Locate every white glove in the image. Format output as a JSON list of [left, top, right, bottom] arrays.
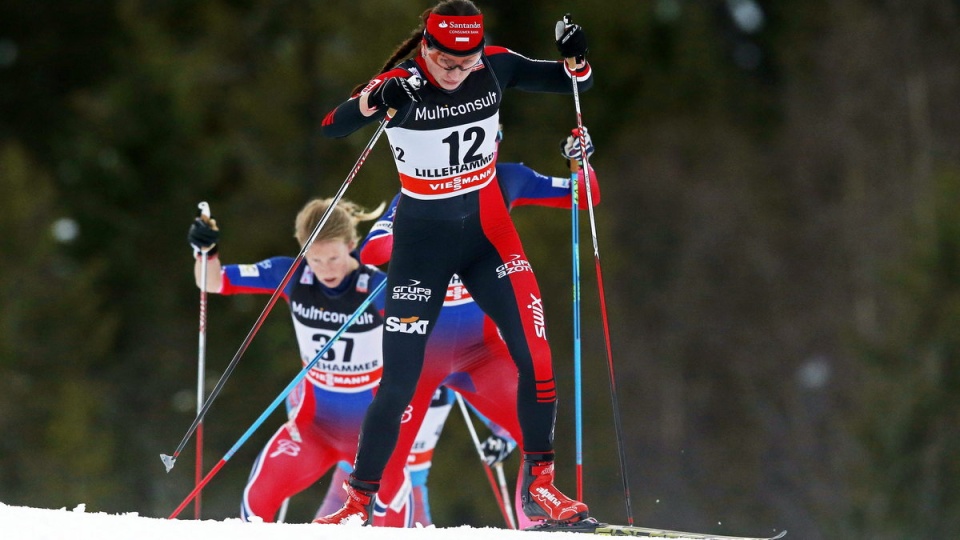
[[560, 127, 595, 161]]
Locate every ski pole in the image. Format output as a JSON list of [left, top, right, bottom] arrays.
[[168, 279, 387, 519], [559, 13, 634, 524], [569, 159, 584, 502], [493, 463, 514, 529], [161, 118, 389, 473], [454, 392, 516, 529], [276, 497, 290, 523], [194, 201, 212, 519]]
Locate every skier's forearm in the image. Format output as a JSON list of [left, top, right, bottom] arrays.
[[321, 98, 382, 138], [193, 255, 223, 292]]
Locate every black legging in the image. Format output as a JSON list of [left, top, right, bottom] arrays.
[[352, 183, 558, 484]]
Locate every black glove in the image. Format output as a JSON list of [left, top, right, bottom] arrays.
[[555, 14, 588, 60], [366, 74, 423, 112], [479, 434, 516, 466], [560, 127, 595, 161], [188, 214, 219, 257]]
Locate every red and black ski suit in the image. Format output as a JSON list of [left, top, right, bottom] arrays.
[[321, 46, 592, 500]]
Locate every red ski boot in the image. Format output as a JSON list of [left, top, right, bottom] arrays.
[[313, 479, 376, 525], [520, 456, 589, 524]]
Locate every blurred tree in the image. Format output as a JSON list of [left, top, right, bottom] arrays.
[[850, 165, 960, 540], [0, 141, 121, 505]]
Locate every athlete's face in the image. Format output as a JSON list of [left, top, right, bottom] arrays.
[[422, 43, 481, 91], [305, 239, 357, 289]]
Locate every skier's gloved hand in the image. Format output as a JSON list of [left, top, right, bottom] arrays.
[[188, 212, 219, 258], [480, 434, 516, 467], [366, 74, 423, 112], [555, 14, 588, 61], [560, 127, 595, 161]]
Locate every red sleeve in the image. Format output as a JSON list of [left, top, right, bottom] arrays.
[[581, 165, 601, 207], [360, 234, 394, 266]]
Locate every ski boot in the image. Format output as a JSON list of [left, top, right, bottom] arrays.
[[313, 478, 377, 526], [520, 454, 591, 530]]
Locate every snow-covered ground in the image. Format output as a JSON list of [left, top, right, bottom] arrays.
[[0, 502, 581, 540]]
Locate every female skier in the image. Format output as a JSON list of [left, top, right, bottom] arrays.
[[315, 0, 596, 518], [188, 197, 412, 523], [314, 128, 597, 528]]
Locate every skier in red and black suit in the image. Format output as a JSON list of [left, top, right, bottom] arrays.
[[346, 129, 599, 528], [314, 0, 594, 527], [314, 131, 598, 529]]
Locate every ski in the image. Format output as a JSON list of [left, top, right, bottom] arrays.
[[592, 523, 786, 540], [527, 518, 787, 540]]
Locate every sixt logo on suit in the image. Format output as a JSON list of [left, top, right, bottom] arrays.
[[385, 316, 430, 334]]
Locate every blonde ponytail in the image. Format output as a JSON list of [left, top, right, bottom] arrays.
[[294, 198, 386, 248]]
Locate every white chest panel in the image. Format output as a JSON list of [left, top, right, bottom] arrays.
[[387, 113, 500, 199]]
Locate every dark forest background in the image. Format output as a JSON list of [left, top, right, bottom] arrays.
[[2, 1, 960, 539]]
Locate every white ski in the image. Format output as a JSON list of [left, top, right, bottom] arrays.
[[528, 518, 787, 540], [592, 523, 787, 540]]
